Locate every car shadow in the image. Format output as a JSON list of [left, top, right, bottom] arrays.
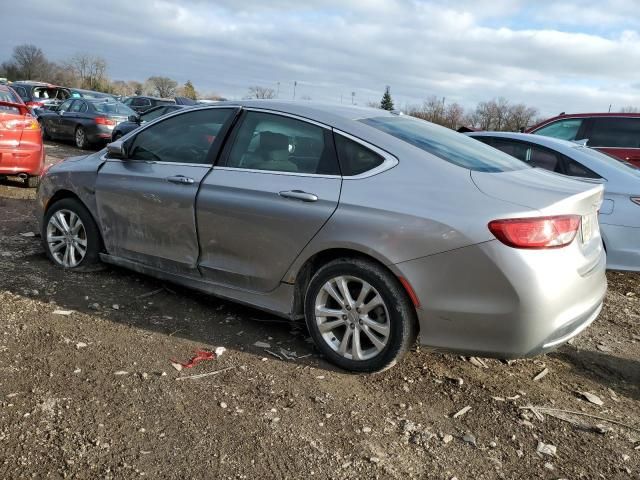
[[550, 346, 640, 402]]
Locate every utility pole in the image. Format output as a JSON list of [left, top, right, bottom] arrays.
[[351, 91, 355, 105], [276, 82, 280, 98], [293, 81, 297, 100]]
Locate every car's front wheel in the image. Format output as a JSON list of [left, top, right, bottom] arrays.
[[304, 258, 417, 372], [43, 198, 101, 269]]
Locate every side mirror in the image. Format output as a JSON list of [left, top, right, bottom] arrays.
[[106, 140, 126, 159], [128, 114, 140, 123]]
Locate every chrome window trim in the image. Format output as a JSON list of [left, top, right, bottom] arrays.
[[212, 166, 341, 179], [242, 107, 331, 130], [332, 129, 399, 179], [103, 157, 212, 168]]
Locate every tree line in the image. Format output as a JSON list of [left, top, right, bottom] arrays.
[[0, 43, 221, 100]]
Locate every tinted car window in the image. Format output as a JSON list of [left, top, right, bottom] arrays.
[[70, 101, 86, 113], [361, 116, 528, 172], [129, 108, 233, 164], [565, 159, 600, 179], [533, 118, 583, 141], [33, 87, 68, 101], [226, 111, 339, 175], [58, 99, 74, 113], [489, 138, 562, 173], [12, 85, 28, 100], [334, 134, 384, 176], [588, 118, 640, 148], [131, 98, 151, 107]]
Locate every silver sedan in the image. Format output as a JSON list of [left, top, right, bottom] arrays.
[[36, 101, 607, 372], [468, 131, 640, 272]]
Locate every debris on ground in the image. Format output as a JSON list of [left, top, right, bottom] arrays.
[[52, 309, 74, 316], [452, 406, 472, 419], [533, 368, 549, 381], [170, 349, 218, 369], [580, 391, 604, 406], [536, 441, 557, 457], [253, 341, 271, 348]]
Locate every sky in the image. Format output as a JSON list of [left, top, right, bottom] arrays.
[[2, 0, 640, 116]]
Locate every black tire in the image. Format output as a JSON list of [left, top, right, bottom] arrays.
[[40, 120, 51, 140], [42, 198, 102, 270], [304, 257, 417, 373], [27, 176, 40, 188], [75, 126, 89, 149]]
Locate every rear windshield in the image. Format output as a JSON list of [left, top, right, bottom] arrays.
[[360, 116, 530, 172], [0, 88, 23, 113], [32, 87, 69, 101], [92, 102, 135, 116], [576, 146, 640, 174]]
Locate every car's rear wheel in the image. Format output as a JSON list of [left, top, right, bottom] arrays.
[[304, 258, 417, 372], [40, 120, 51, 140], [43, 198, 101, 270], [75, 126, 89, 149]]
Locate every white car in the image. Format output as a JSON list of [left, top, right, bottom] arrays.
[[469, 131, 640, 271]]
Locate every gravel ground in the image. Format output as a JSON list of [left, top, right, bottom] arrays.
[[0, 141, 638, 479]]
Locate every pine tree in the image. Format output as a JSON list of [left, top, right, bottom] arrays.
[[183, 80, 197, 100], [380, 86, 394, 111]]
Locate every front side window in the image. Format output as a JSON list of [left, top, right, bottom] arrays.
[[361, 116, 528, 172], [129, 108, 234, 164], [225, 111, 339, 175], [588, 118, 640, 148], [533, 118, 583, 141], [57, 99, 74, 113]]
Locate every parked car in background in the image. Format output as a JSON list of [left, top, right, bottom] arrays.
[[527, 113, 640, 167], [39, 98, 136, 149], [9, 81, 70, 111], [122, 95, 175, 113], [0, 84, 45, 187], [69, 88, 117, 100], [469, 131, 640, 271], [111, 104, 187, 140], [37, 101, 606, 372]]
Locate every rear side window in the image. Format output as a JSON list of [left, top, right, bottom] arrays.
[[361, 116, 528, 172], [588, 118, 640, 148], [129, 108, 234, 164], [334, 134, 384, 176], [564, 159, 600, 179], [225, 111, 339, 175], [490, 139, 563, 173], [11, 85, 28, 100], [533, 118, 583, 141], [1, 88, 22, 104]]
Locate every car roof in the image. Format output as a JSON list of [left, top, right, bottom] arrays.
[[527, 112, 640, 132], [213, 99, 396, 124]]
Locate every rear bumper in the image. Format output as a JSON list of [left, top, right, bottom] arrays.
[[601, 223, 640, 272], [0, 144, 45, 176], [86, 125, 114, 143], [394, 239, 607, 358]]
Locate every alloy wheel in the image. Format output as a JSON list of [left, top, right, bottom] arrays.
[[75, 128, 85, 148], [46, 209, 88, 267], [314, 275, 390, 361]]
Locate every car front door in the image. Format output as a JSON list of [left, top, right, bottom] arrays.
[[61, 99, 86, 138], [49, 99, 74, 137], [197, 109, 342, 292], [95, 107, 238, 275]]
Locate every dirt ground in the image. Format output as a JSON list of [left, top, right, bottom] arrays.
[[0, 141, 638, 479]]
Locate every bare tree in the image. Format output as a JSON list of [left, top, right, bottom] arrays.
[[247, 86, 276, 99], [505, 103, 539, 131], [620, 106, 640, 113], [10, 44, 50, 80], [147, 76, 178, 97], [65, 53, 108, 90]]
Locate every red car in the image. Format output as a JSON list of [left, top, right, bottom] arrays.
[[527, 113, 640, 167], [0, 85, 45, 187]]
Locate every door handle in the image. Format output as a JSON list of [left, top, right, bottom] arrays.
[[167, 175, 195, 185], [279, 190, 318, 202]]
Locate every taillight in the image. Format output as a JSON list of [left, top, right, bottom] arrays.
[[488, 215, 581, 249], [631, 197, 640, 206], [0, 118, 40, 130], [95, 117, 116, 126], [25, 101, 44, 109]]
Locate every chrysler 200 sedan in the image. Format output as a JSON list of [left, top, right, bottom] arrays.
[[36, 101, 607, 372]]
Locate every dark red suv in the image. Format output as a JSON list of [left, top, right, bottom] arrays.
[[526, 113, 640, 167]]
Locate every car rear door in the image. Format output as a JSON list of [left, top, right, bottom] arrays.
[[196, 109, 342, 292], [95, 107, 238, 275], [583, 117, 640, 166]]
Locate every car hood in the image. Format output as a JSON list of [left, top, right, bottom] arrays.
[[471, 167, 604, 216]]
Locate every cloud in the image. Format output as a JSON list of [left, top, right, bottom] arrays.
[[1, 0, 639, 115]]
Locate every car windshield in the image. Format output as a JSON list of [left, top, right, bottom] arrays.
[[575, 146, 640, 175], [92, 101, 136, 116], [360, 116, 529, 172]]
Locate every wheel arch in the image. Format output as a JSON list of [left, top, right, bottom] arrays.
[[44, 190, 105, 250], [290, 247, 419, 321]]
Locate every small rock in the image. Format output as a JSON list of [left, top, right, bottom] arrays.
[[140, 372, 149, 380], [580, 391, 604, 406], [533, 368, 548, 381], [53, 310, 74, 316], [138, 428, 146, 433], [20, 232, 36, 237], [469, 357, 488, 368], [462, 433, 477, 446], [171, 362, 183, 372], [75, 342, 88, 349], [369, 456, 380, 464], [596, 343, 612, 352], [214, 346, 226, 357], [73, 368, 81, 374], [362, 427, 372, 433], [489, 441, 497, 448], [443, 434, 453, 444], [544, 462, 554, 470], [220, 402, 227, 409], [516, 449, 524, 458], [253, 341, 271, 348], [536, 441, 557, 457], [112, 304, 120, 310], [114, 371, 129, 376], [622, 454, 630, 462]]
